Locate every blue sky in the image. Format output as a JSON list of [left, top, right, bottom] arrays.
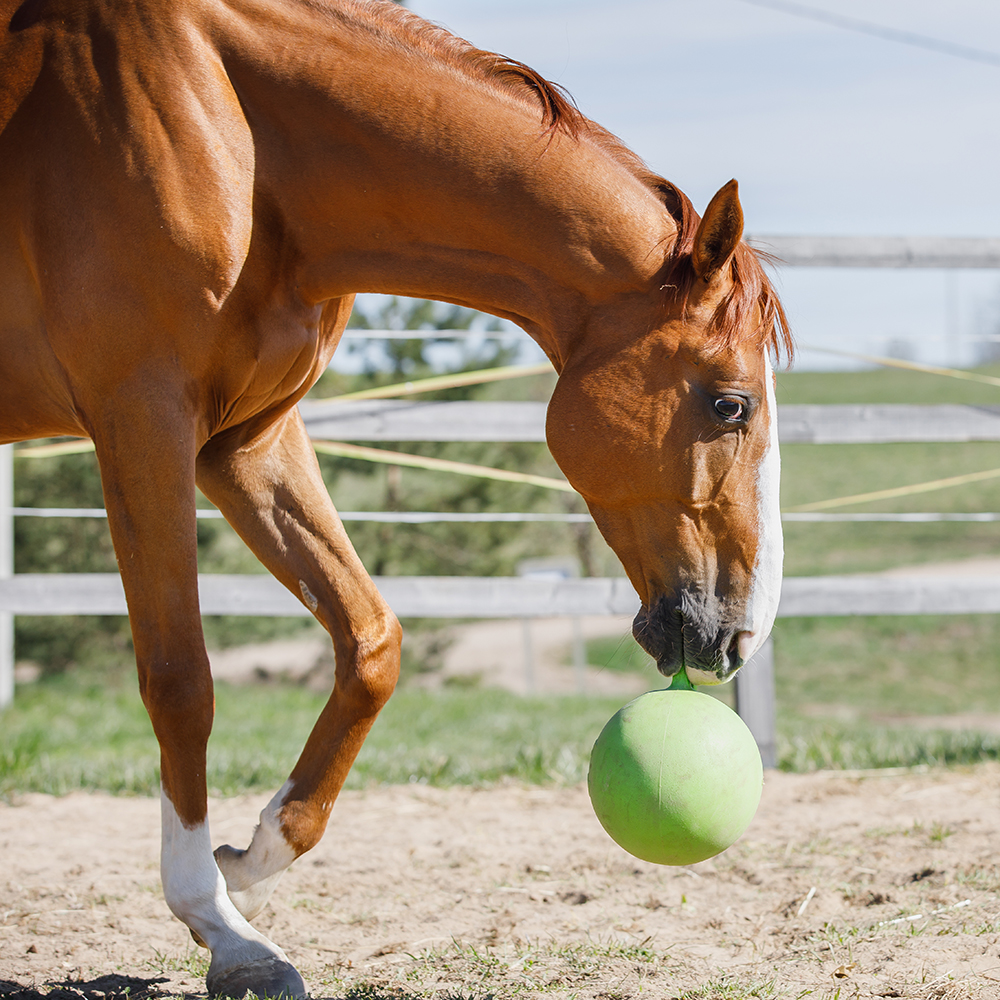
[[388, 0, 1000, 370]]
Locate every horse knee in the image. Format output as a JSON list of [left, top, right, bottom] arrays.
[[338, 610, 401, 711], [138, 660, 214, 744], [137, 659, 214, 816]]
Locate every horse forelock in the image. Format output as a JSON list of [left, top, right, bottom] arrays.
[[659, 199, 794, 368]]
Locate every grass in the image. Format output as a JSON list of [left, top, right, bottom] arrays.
[[780, 440, 1000, 576], [676, 978, 777, 999], [5, 646, 1000, 798], [771, 614, 1000, 715], [0, 675, 627, 798], [589, 612, 1000, 717], [304, 937, 772, 1000], [775, 361, 1000, 405]]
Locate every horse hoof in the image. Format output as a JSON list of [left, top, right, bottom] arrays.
[[207, 957, 306, 999]]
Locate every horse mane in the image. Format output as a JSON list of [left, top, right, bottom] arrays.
[[347, 1, 793, 364], [339, 1, 585, 137]]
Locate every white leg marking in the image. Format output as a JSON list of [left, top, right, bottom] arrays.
[[160, 791, 288, 978], [741, 358, 783, 661], [215, 780, 299, 921]]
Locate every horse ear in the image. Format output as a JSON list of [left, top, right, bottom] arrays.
[[691, 179, 744, 281]]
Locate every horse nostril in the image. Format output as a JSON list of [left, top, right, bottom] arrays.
[[736, 630, 758, 665]]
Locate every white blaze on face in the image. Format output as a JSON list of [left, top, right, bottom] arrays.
[[737, 357, 783, 663]]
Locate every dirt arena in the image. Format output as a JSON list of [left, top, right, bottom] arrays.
[[2, 765, 999, 999]]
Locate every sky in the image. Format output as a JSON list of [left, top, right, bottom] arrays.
[[363, 0, 1000, 371]]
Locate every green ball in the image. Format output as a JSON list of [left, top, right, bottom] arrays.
[[588, 689, 763, 865]]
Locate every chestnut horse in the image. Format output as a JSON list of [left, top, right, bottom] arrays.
[[1, 0, 790, 995]]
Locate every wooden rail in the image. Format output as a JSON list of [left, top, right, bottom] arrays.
[[746, 234, 1000, 269], [300, 400, 1000, 445], [3, 572, 999, 619]]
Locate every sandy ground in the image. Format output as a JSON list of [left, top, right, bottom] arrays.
[[2, 767, 1000, 999], [5, 561, 1000, 997]]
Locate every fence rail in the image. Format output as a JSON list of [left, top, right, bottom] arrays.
[[746, 235, 1000, 268], [300, 400, 1000, 445], [4, 571, 999, 619]]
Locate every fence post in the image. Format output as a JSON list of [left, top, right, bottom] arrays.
[[570, 616, 586, 694], [735, 637, 776, 769], [520, 619, 535, 694], [0, 443, 13, 709]]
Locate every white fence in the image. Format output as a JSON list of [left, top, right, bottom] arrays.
[[4, 566, 1000, 620], [746, 234, 1000, 269], [298, 399, 1000, 445]]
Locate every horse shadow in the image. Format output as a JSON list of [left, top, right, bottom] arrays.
[[0, 976, 169, 1000], [0, 978, 489, 1000]]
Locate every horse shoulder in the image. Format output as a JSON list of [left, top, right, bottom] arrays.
[[107, 9, 257, 304], [13, 2, 257, 305]]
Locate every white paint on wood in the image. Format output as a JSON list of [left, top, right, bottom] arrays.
[[0, 444, 12, 709], [298, 400, 1000, 445], [3, 572, 1000, 619], [778, 404, 1000, 444], [747, 235, 1000, 269], [735, 638, 777, 769], [299, 399, 548, 442]]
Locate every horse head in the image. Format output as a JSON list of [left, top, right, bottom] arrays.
[[547, 180, 790, 684]]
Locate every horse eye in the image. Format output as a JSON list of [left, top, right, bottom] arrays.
[[713, 397, 746, 421]]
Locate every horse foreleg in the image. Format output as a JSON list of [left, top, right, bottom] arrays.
[[92, 409, 306, 1000], [196, 410, 401, 920]]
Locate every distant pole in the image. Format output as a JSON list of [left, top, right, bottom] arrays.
[[0, 443, 13, 709], [945, 272, 960, 367], [521, 619, 535, 694], [571, 617, 586, 694], [734, 638, 777, 769]]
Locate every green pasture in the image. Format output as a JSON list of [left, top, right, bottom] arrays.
[[4, 633, 1000, 799], [587, 611, 1000, 768], [0, 675, 625, 798], [5, 608, 1000, 797], [5, 359, 1000, 794]]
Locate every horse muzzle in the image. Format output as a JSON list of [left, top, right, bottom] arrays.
[[632, 594, 757, 684]]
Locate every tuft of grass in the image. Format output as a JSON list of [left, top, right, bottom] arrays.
[[777, 718, 1000, 772], [676, 974, 777, 999], [146, 949, 210, 977], [317, 937, 671, 999], [929, 821, 955, 843]]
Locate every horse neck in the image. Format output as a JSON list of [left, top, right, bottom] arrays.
[[222, 2, 676, 368]]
